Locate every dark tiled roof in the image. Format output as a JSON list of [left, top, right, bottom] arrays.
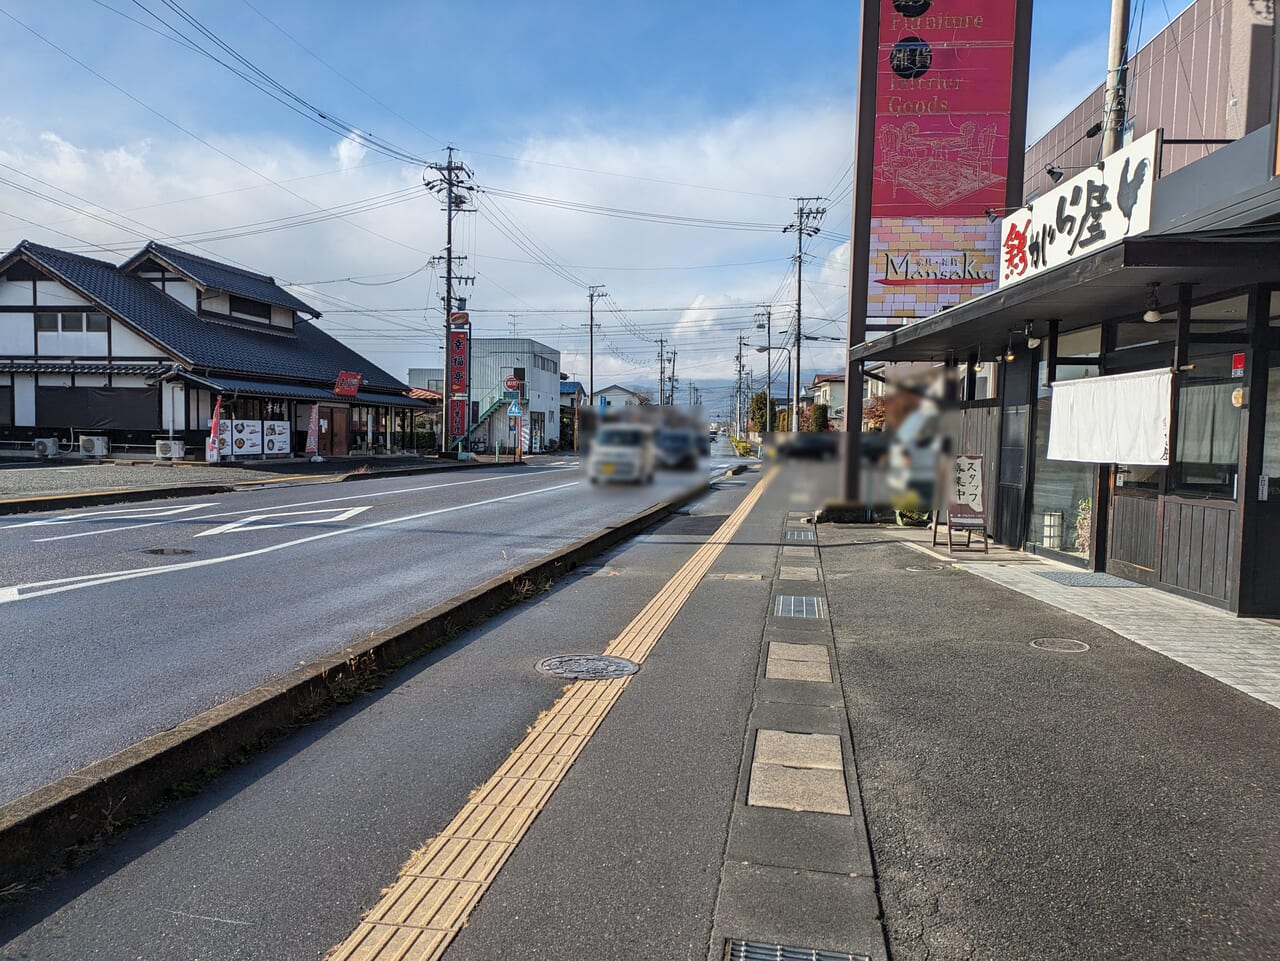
[[125, 241, 320, 316], [811, 373, 845, 385], [179, 372, 429, 409], [8, 241, 408, 392]]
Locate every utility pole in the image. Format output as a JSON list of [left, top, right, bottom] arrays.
[[755, 305, 773, 433], [668, 351, 677, 406], [734, 335, 747, 437], [1102, 0, 1131, 158], [586, 285, 605, 408], [426, 146, 474, 452], [784, 197, 825, 433], [657, 337, 667, 407]]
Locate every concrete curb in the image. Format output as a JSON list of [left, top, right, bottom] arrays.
[[0, 478, 710, 889], [0, 459, 531, 517]]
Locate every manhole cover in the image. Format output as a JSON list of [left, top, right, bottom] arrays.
[[905, 564, 946, 572], [1029, 637, 1090, 653], [536, 654, 639, 679], [142, 547, 194, 556]]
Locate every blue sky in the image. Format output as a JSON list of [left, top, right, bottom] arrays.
[[0, 1, 1181, 407]]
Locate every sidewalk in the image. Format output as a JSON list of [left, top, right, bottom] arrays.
[[880, 523, 1280, 711], [818, 520, 1280, 960]]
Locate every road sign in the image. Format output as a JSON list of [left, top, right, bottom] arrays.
[[507, 401, 523, 416], [504, 374, 519, 391]]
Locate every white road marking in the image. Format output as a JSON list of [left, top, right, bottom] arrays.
[[1, 503, 220, 531], [195, 507, 371, 537], [24, 468, 578, 543], [0, 480, 581, 605]]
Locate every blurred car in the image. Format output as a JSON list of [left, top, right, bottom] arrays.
[[587, 425, 655, 484], [776, 431, 838, 461], [655, 428, 699, 470], [696, 432, 711, 457]]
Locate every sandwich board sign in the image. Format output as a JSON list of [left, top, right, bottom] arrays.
[[933, 454, 988, 553]]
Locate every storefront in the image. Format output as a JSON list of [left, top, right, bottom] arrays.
[[851, 150, 1280, 615]]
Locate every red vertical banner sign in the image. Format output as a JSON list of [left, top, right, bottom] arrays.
[[858, 0, 1030, 323], [206, 394, 223, 463], [445, 321, 470, 450]]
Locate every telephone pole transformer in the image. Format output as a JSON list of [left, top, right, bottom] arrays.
[[783, 197, 826, 433]]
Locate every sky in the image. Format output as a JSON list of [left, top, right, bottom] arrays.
[[0, 0, 1183, 417]]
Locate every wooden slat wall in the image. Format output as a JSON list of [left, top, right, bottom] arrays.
[[1160, 498, 1237, 601], [958, 405, 1001, 513], [1110, 493, 1159, 570]]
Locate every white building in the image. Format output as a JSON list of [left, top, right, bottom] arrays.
[[410, 337, 561, 453], [591, 384, 646, 415]]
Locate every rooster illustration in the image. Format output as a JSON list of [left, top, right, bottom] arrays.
[[1117, 157, 1150, 234]]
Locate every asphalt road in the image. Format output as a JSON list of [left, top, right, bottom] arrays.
[[0, 449, 741, 805], [0, 468, 777, 961]]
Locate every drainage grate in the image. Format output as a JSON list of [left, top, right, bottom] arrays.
[[726, 939, 868, 961], [785, 530, 816, 541], [1033, 570, 1140, 588], [142, 547, 194, 556], [535, 654, 639, 680], [775, 595, 825, 619], [1030, 637, 1091, 653]]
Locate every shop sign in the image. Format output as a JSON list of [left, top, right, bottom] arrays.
[[448, 329, 469, 396], [334, 371, 362, 396], [1000, 131, 1158, 287], [947, 455, 986, 522], [857, 0, 1027, 324], [264, 420, 292, 455], [230, 419, 263, 456], [448, 397, 467, 438], [305, 404, 320, 454], [1232, 352, 1246, 378]]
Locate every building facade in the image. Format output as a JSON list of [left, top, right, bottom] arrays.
[[0, 241, 426, 459], [852, 0, 1280, 616]]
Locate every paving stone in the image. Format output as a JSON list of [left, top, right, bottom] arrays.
[[768, 641, 829, 663], [766, 657, 831, 682], [754, 729, 843, 770], [747, 763, 850, 815], [779, 566, 820, 581]]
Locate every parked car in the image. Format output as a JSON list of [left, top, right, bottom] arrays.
[[587, 425, 655, 484], [776, 432, 838, 461], [655, 428, 699, 470]]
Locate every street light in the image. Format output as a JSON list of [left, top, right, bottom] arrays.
[[756, 344, 795, 433]]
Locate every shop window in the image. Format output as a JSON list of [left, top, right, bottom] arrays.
[[1057, 325, 1101, 359], [1171, 352, 1241, 498], [1028, 359, 1095, 558]]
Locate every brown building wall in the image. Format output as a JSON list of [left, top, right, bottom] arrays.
[[1021, 0, 1273, 202]]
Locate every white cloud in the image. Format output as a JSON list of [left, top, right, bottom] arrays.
[[0, 101, 857, 415], [334, 133, 367, 172]]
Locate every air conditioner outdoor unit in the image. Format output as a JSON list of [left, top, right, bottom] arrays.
[[156, 439, 185, 459], [33, 438, 60, 459], [80, 436, 110, 458]]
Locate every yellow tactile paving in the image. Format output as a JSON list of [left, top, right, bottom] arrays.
[[326, 469, 775, 961]]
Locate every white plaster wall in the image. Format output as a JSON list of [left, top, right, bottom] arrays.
[[0, 279, 32, 306], [39, 372, 72, 387], [160, 382, 187, 431], [37, 331, 109, 358], [111, 374, 151, 388], [35, 282, 91, 308], [203, 292, 230, 314], [270, 305, 294, 328], [164, 279, 198, 311], [0, 312, 35, 355], [13, 375, 34, 425], [110, 321, 164, 358]]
